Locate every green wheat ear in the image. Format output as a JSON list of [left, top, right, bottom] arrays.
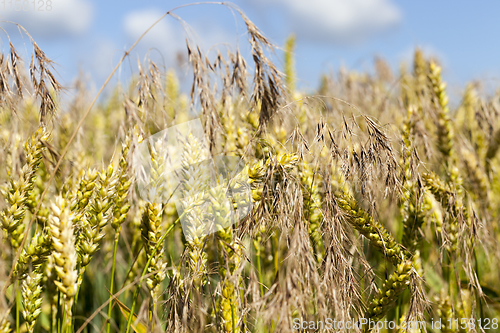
[[300, 160, 324, 263], [364, 260, 413, 324], [140, 135, 167, 306], [77, 164, 117, 272], [335, 190, 410, 266], [14, 230, 51, 280], [1, 127, 49, 251], [413, 48, 428, 99], [111, 136, 132, 232], [422, 172, 467, 254], [22, 268, 44, 333], [428, 61, 454, 165], [141, 202, 166, 297]]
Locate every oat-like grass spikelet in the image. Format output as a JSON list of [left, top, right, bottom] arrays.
[[238, 13, 286, 129], [253, 153, 299, 214], [31, 43, 63, 124], [48, 196, 78, 324]]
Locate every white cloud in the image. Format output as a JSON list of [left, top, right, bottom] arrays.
[[123, 9, 179, 54], [0, 0, 93, 38], [123, 9, 239, 67], [257, 0, 401, 43]]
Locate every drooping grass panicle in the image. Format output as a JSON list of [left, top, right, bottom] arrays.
[[0, 9, 499, 333]]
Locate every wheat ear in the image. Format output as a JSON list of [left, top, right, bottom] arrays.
[[48, 196, 78, 327], [179, 133, 210, 287], [77, 165, 117, 272], [300, 160, 324, 262], [21, 268, 43, 333], [335, 191, 410, 266], [14, 230, 51, 280], [1, 127, 49, 250], [210, 178, 242, 333], [364, 260, 413, 326], [429, 61, 454, 165]]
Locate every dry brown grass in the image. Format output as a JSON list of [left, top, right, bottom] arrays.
[[0, 4, 499, 333]]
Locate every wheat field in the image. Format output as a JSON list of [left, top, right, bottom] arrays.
[[0, 4, 500, 333]]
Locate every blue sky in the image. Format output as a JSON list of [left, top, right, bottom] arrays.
[[1, 0, 500, 99]]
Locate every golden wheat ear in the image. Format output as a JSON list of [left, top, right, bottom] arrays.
[[48, 196, 78, 326], [21, 267, 44, 333]]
